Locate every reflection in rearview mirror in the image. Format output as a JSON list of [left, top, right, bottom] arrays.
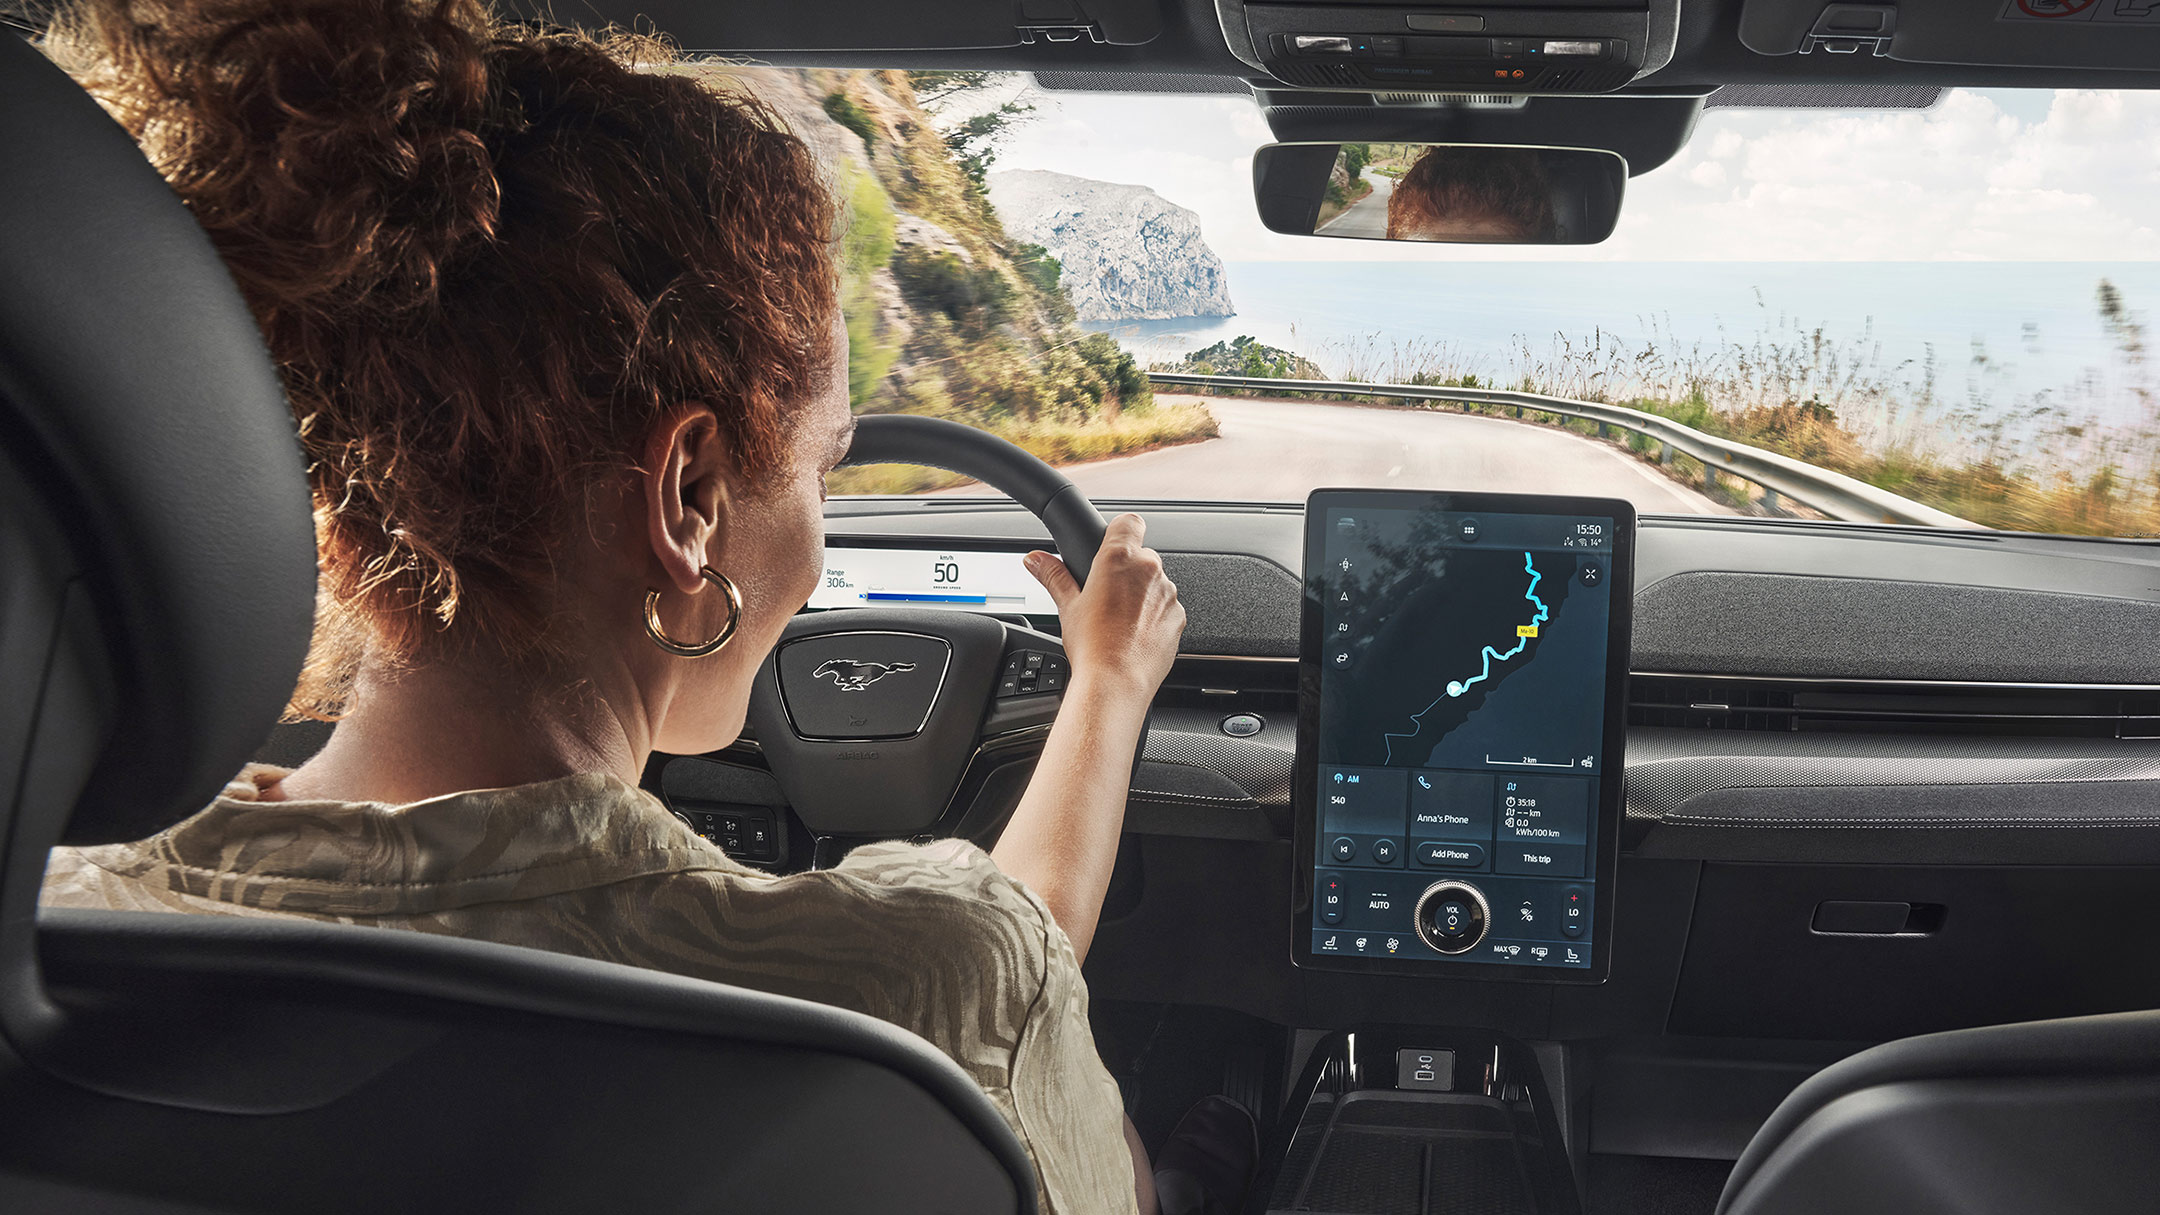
[[1254, 142, 1627, 246]]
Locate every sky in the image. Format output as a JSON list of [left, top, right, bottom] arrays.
[[987, 85, 2160, 263]]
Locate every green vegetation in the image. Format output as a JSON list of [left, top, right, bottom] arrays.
[[890, 247, 1011, 327], [906, 70, 1035, 189], [767, 68, 1212, 493], [821, 90, 878, 147], [1011, 242, 1063, 297], [835, 165, 900, 404], [1160, 336, 1325, 384]]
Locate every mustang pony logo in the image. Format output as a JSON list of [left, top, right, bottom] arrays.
[[812, 658, 917, 691]]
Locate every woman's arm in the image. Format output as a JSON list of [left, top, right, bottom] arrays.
[[991, 513, 1184, 963]]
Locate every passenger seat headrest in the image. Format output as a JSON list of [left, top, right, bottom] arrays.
[[0, 32, 317, 845]]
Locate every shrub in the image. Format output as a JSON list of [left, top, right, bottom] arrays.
[[891, 247, 1010, 329], [822, 91, 878, 147]]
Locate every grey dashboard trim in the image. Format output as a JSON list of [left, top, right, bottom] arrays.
[[1634, 671, 2160, 693], [1628, 728, 2160, 821]]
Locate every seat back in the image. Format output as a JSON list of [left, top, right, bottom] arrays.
[[0, 30, 1034, 1212], [1717, 1009, 2160, 1215]]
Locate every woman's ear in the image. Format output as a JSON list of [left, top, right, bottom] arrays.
[[642, 407, 732, 595]]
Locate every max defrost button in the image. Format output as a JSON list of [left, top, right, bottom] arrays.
[[1415, 841, 1485, 868]]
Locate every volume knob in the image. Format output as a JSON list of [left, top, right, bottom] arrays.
[[1414, 880, 1491, 955]]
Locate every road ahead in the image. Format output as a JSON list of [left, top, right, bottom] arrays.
[[1315, 170, 1394, 239], [1038, 395, 1733, 514]]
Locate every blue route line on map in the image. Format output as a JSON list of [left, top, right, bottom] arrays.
[[1382, 551, 1549, 764]]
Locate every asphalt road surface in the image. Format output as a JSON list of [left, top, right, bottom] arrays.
[[1315, 170, 1394, 239], [1037, 396, 1733, 514]]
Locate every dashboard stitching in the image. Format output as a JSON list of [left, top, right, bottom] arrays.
[[1128, 787, 1259, 805]]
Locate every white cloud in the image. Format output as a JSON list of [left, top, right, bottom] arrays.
[[991, 86, 2160, 263]]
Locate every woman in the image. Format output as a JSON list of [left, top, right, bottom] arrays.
[[40, 2, 1236, 1211], [1385, 145, 1556, 242]]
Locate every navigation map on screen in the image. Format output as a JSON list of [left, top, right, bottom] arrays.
[[1303, 494, 1628, 977]]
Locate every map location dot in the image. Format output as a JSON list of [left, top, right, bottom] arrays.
[[1447, 681, 1464, 697]]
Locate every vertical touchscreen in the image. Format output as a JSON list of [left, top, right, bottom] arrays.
[[1299, 492, 1631, 980]]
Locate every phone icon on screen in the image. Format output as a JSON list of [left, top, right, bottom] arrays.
[[1417, 775, 1432, 790]]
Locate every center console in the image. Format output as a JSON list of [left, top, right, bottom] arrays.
[[1260, 490, 1632, 1212], [1261, 1027, 1582, 1215]]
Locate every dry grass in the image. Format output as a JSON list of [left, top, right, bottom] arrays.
[[1299, 296, 2160, 538], [827, 402, 1220, 495]]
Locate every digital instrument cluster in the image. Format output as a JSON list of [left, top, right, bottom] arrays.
[[807, 542, 1058, 616]]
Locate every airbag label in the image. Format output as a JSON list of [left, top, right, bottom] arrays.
[[1999, 0, 2160, 24]]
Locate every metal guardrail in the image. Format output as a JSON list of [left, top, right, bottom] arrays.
[[1147, 372, 1975, 528]]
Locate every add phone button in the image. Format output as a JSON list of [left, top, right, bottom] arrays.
[[1416, 841, 1485, 868]]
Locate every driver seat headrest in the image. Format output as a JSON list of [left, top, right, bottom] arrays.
[[0, 30, 316, 849]]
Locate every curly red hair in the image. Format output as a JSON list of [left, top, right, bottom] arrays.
[[61, 0, 840, 717], [1386, 146, 1555, 242]]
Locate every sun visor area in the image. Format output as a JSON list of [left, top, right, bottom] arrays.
[[518, 0, 1163, 51], [1740, 0, 2160, 70]]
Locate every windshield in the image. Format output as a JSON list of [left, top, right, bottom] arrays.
[[758, 70, 2159, 538]]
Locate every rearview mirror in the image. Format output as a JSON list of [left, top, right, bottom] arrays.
[[1253, 142, 1626, 245]]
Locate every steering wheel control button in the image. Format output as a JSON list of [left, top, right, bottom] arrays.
[[1330, 836, 1358, 863], [1415, 841, 1485, 868], [1370, 838, 1399, 865], [1560, 885, 1589, 938], [1414, 880, 1491, 955], [1318, 873, 1346, 925], [774, 632, 952, 741], [1219, 713, 1264, 738], [673, 806, 781, 866], [996, 649, 1067, 699]]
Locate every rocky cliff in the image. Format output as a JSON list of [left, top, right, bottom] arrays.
[[987, 169, 1235, 322]]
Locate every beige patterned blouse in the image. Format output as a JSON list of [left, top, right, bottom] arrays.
[[42, 766, 1138, 1215]]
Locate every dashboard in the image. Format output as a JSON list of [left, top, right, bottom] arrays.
[[667, 496, 2160, 1053]]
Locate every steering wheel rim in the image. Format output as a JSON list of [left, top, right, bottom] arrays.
[[742, 416, 1115, 841], [838, 415, 1110, 585]]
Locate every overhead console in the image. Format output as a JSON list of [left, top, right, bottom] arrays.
[[532, 0, 1164, 52], [1217, 0, 1682, 93], [1740, 0, 2160, 70]]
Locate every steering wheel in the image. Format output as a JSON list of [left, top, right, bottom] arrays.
[[743, 415, 1111, 839]]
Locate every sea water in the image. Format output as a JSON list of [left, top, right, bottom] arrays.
[[1088, 261, 2160, 428]]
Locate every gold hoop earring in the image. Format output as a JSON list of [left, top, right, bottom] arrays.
[[644, 566, 742, 658]]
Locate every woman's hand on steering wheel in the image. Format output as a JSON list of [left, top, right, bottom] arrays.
[[1024, 513, 1186, 707]]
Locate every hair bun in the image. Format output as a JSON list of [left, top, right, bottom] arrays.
[[76, 0, 506, 317]]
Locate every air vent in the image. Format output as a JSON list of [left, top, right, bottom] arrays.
[[1158, 655, 1297, 716], [1629, 674, 2160, 739], [1274, 61, 1363, 88], [1372, 92, 1530, 107]]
